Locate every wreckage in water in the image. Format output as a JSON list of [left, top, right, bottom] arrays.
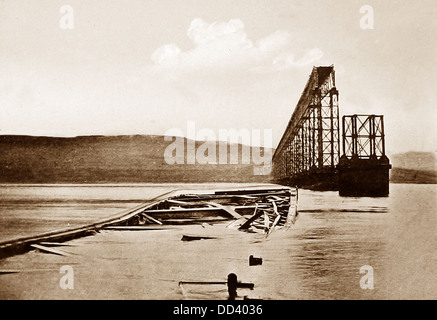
[[0, 186, 298, 259], [106, 186, 298, 235]]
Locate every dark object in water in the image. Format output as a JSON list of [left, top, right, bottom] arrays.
[[227, 273, 238, 299], [178, 273, 255, 300], [227, 273, 255, 300], [249, 255, 262, 266], [181, 235, 217, 241]]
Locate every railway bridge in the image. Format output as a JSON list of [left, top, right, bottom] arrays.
[[272, 65, 391, 196]]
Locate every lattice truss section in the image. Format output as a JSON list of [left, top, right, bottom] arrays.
[[273, 66, 340, 179], [342, 115, 386, 159]]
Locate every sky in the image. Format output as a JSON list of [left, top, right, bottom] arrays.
[[0, 0, 436, 155]]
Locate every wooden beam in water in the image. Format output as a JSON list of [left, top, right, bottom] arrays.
[[166, 199, 193, 205], [145, 207, 222, 214], [179, 281, 227, 285], [103, 226, 173, 231], [0, 270, 21, 274], [239, 207, 263, 230], [158, 217, 229, 225], [30, 244, 74, 257], [214, 187, 291, 195], [266, 202, 281, 238], [206, 202, 243, 219], [39, 242, 77, 247], [181, 235, 217, 241], [0, 269, 56, 274], [141, 213, 163, 225]]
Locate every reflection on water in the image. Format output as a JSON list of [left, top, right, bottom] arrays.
[[273, 185, 437, 299], [0, 183, 436, 299]]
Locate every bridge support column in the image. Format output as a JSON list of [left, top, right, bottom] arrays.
[[338, 156, 391, 197], [338, 115, 391, 197]]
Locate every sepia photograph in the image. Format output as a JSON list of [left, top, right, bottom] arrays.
[[0, 0, 436, 306]]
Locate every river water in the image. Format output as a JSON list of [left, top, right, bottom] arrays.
[[0, 183, 436, 299]]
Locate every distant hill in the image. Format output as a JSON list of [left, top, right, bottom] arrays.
[[390, 152, 436, 171], [389, 151, 437, 184], [0, 135, 272, 183], [1, 135, 435, 184]]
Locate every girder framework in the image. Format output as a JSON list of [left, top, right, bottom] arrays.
[[338, 114, 391, 197], [272, 66, 340, 182], [342, 114, 385, 159]]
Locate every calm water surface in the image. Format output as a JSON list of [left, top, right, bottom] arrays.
[[0, 183, 436, 299]]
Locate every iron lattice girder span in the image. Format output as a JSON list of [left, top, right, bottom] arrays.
[[273, 65, 340, 180], [342, 114, 386, 159]]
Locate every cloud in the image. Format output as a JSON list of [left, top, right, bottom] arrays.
[[187, 18, 247, 46], [273, 47, 324, 68], [151, 44, 181, 67], [151, 18, 323, 72]]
